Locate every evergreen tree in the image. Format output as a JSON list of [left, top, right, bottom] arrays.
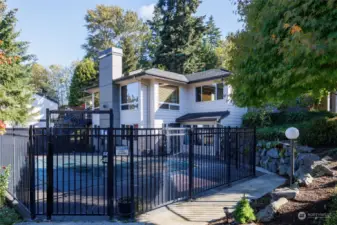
[[204, 16, 221, 48], [68, 59, 97, 106], [153, 0, 207, 74], [0, 1, 34, 124], [122, 37, 138, 75]]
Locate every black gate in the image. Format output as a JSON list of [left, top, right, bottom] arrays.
[[29, 123, 256, 220]]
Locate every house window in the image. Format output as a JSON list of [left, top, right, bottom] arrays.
[[121, 83, 139, 110], [158, 84, 180, 110], [196, 83, 224, 102]]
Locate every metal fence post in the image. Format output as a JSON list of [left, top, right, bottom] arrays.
[[46, 108, 50, 128], [188, 128, 194, 199], [107, 128, 114, 219], [227, 127, 232, 186], [46, 132, 53, 220], [29, 126, 36, 219], [130, 126, 135, 218]]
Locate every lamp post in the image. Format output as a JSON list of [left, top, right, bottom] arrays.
[[285, 127, 299, 186]]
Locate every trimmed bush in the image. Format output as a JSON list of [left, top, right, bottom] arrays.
[[299, 117, 337, 147], [0, 206, 21, 225], [242, 110, 271, 127], [233, 195, 256, 224]]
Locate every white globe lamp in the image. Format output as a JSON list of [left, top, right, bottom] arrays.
[[285, 127, 299, 186], [285, 127, 299, 140]]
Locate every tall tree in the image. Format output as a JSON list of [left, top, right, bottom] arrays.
[[0, 1, 34, 124], [153, 0, 207, 74], [227, 0, 337, 107], [204, 16, 221, 48], [68, 59, 97, 106], [82, 5, 148, 73]]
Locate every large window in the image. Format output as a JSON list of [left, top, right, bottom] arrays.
[[158, 84, 180, 110], [121, 83, 139, 110], [196, 83, 224, 102]]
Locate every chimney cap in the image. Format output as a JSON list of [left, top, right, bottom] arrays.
[[98, 47, 123, 59]]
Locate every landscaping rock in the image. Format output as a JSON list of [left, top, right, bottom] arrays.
[[296, 146, 314, 153], [278, 164, 291, 176], [267, 148, 280, 159], [267, 160, 278, 173], [256, 205, 274, 222], [256, 197, 288, 222], [321, 156, 333, 162], [296, 171, 313, 187], [296, 153, 320, 170], [260, 149, 266, 157], [311, 164, 334, 177], [271, 187, 299, 200], [284, 148, 292, 157], [271, 197, 288, 211]]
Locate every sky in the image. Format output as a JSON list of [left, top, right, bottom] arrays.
[[7, 0, 243, 67]]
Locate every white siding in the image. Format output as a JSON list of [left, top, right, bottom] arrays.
[[186, 81, 247, 127]]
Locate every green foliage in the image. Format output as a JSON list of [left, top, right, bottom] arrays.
[[299, 117, 337, 147], [68, 59, 97, 106], [0, 166, 10, 207], [153, 0, 207, 74], [0, 1, 34, 124], [227, 0, 337, 108], [233, 195, 256, 224], [0, 206, 21, 225], [256, 126, 286, 141], [30, 63, 57, 99], [242, 110, 272, 127], [83, 5, 148, 73], [325, 188, 337, 225]]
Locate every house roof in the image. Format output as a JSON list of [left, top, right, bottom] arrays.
[[83, 68, 231, 92], [35, 93, 59, 104], [185, 69, 230, 83], [176, 111, 230, 123]]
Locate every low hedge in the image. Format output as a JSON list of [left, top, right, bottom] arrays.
[[299, 117, 337, 147], [256, 122, 309, 141], [243, 110, 335, 128]]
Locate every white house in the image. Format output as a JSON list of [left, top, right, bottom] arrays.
[[26, 93, 59, 127], [85, 47, 247, 129]]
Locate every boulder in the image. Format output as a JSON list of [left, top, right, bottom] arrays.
[[296, 171, 313, 187], [267, 148, 280, 159], [260, 149, 266, 157], [271, 197, 288, 211], [296, 146, 314, 153], [256, 205, 274, 222], [278, 164, 290, 176], [256, 197, 288, 222], [311, 164, 334, 177], [296, 153, 320, 169], [267, 160, 278, 173], [271, 187, 299, 200]]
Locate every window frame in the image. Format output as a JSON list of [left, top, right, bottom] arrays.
[[195, 82, 225, 103], [158, 84, 180, 111], [121, 83, 139, 111]]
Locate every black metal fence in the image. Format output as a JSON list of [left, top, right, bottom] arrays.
[[0, 128, 31, 211], [1, 126, 256, 220]]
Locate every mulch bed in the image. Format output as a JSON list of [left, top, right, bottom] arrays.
[[208, 161, 337, 225]]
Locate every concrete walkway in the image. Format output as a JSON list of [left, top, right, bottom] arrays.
[[138, 171, 286, 225]]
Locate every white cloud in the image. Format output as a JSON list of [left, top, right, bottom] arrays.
[[138, 3, 155, 21]]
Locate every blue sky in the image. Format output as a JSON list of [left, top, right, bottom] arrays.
[[7, 0, 243, 67]]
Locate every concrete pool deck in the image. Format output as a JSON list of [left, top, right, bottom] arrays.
[[18, 168, 285, 225]]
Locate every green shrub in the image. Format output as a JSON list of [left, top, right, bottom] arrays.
[[256, 127, 286, 141], [299, 118, 337, 147], [325, 188, 337, 225], [0, 166, 10, 207], [0, 206, 21, 225], [233, 195, 256, 224], [243, 110, 271, 127]]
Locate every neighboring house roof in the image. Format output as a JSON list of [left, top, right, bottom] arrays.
[[176, 111, 230, 123], [35, 93, 59, 104]]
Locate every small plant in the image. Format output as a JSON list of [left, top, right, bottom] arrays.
[[0, 206, 21, 225], [233, 194, 256, 224], [0, 165, 10, 207]]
